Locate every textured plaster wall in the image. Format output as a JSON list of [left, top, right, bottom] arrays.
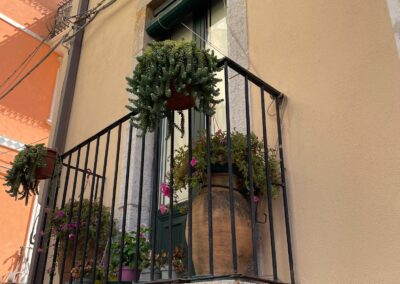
[[248, 0, 400, 283]]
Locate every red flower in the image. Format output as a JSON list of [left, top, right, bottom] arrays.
[[69, 233, 76, 240]]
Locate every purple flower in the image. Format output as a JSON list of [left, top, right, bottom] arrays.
[[69, 233, 76, 240], [68, 223, 78, 229], [190, 157, 197, 167], [253, 196, 260, 204], [37, 248, 44, 253], [140, 232, 146, 239], [61, 224, 68, 232], [55, 210, 65, 218], [160, 183, 170, 198], [159, 204, 168, 215]]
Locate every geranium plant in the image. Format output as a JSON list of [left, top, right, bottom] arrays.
[[172, 130, 281, 199], [45, 199, 113, 265], [126, 40, 222, 137], [110, 227, 151, 271], [4, 144, 57, 204]]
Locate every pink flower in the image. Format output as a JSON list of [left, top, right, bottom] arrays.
[[47, 267, 54, 274], [160, 183, 170, 198], [216, 129, 222, 135], [37, 248, 44, 253], [159, 204, 168, 215], [69, 233, 76, 240], [190, 157, 197, 167], [40, 230, 45, 236], [253, 196, 260, 203]]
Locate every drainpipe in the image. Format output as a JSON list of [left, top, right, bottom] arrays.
[[27, 0, 89, 283]]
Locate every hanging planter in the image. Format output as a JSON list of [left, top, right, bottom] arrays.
[[165, 84, 195, 111], [126, 40, 222, 137], [4, 144, 59, 205], [35, 148, 57, 179]]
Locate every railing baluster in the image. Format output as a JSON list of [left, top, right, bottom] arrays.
[[275, 96, 295, 284], [205, 114, 214, 275], [92, 130, 111, 282], [80, 137, 100, 283], [224, 61, 238, 273], [260, 86, 278, 280], [69, 143, 91, 284], [40, 163, 62, 284], [134, 135, 146, 282], [105, 124, 122, 282], [244, 76, 258, 276], [49, 153, 72, 284], [150, 126, 160, 281], [59, 148, 81, 283], [187, 109, 193, 277], [119, 125, 133, 282], [168, 115, 175, 279]]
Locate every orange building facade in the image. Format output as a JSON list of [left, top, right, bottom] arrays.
[[0, 0, 61, 282]]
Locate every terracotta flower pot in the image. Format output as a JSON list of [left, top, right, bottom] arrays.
[[165, 84, 195, 111], [35, 148, 57, 179], [186, 172, 252, 275]]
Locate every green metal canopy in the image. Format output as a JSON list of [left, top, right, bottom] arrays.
[[146, 0, 204, 38]]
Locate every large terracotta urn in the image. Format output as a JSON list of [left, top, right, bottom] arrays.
[[187, 173, 252, 275]]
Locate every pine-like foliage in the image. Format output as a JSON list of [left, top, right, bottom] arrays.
[[3, 144, 48, 204], [126, 40, 223, 137]]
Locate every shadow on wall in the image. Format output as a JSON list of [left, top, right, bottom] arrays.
[[1, 250, 19, 283], [0, 2, 61, 125]]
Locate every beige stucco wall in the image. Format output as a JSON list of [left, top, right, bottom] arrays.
[[64, 0, 136, 150], [248, 0, 400, 283]]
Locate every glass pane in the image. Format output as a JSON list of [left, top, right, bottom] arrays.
[[207, 0, 227, 133]]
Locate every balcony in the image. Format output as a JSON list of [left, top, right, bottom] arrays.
[[31, 58, 294, 284]]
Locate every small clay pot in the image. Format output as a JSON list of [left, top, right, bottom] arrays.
[[165, 84, 195, 111], [35, 148, 57, 179]]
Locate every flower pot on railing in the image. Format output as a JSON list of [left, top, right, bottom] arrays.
[[35, 148, 57, 179], [187, 172, 252, 275]]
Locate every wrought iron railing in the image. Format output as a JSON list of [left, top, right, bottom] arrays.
[[30, 57, 295, 284], [51, 0, 72, 38]]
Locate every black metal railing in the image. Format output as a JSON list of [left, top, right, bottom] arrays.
[[51, 0, 73, 38], [31, 57, 295, 284]]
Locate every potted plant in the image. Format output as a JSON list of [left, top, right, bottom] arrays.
[[110, 227, 151, 282], [3, 143, 58, 204], [46, 199, 113, 283], [126, 40, 223, 137], [70, 259, 95, 284], [172, 246, 186, 278], [170, 130, 280, 275]]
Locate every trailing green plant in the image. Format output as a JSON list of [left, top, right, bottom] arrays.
[[110, 227, 151, 271], [46, 199, 114, 264], [3, 144, 55, 204], [171, 130, 281, 199], [126, 40, 222, 137]]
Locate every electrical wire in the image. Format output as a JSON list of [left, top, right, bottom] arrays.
[[0, 33, 53, 91], [0, 0, 117, 102]]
